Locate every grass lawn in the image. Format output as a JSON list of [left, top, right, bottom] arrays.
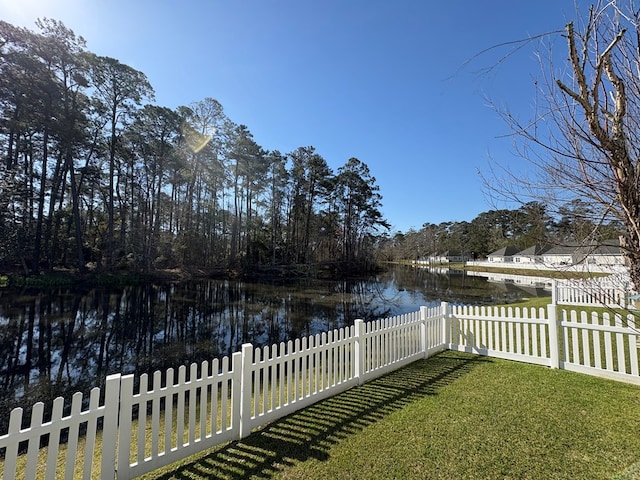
[[141, 351, 640, 480]]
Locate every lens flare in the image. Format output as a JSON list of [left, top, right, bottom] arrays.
[[181, 123, 213, 153]]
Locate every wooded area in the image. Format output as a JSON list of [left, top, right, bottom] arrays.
[[1, 17, 630, 281], [0, 19, 389, 276]]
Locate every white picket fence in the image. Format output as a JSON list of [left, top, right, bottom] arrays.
[[447, 304, 639, 383], [553, 277, 634, 308], [1, 302, 639, 479]]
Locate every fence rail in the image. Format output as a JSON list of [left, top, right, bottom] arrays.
[[2, 301, 639, 479]]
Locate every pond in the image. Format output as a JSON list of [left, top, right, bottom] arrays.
[[0, 264, 549, 425]]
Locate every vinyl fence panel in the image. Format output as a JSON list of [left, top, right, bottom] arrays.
[[448, 305, 552, 367], [0, 374, 120, 480], [559, 309, 640, 384], [116, 353, 241, 479]]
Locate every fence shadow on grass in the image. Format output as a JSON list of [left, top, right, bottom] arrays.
[[146, 351, 489, 480]]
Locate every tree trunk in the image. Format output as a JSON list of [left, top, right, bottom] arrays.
[[32, 128, 48, 274], [66, 148, 86, 272]]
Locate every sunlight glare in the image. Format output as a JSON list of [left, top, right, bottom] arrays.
[[182, 123, 214, 153], [0, 0, 70, 25]]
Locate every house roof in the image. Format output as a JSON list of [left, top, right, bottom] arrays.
[[488, 241, 623, 259], [575, 240, 622, 256], [488, 246, 520, 257], [543, 245, 576, 256], [545, 239, 622, 257], [515, 245, 551, 256]]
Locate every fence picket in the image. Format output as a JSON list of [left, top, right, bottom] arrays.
[[24, 403, 42, 480], [3, 408, 22, 480], [629, 315, 639, 376], [541, 307, 550, 361], [230, 352, 242, 435], [82, 387, 100, 479], [239, 344, 253, 439], [616, 314, 627, 374], [523, 309, 530, 356], [199, 362, 208, 441], [253, 347, 262, 418], [488, 314, 495, 351], [188, 363, 198, 446], [570, 310, 580, 364], [501, 320, 507, 353], [63, 392, 83, 480], [137, 373, 149, 465], [531, 311, 539, 357], [151, 370, 161, 460], [604, 313, 614, 371], [592, 312, 602, 370], [580, 311, 591, 367], [44, 397, 64, 480]]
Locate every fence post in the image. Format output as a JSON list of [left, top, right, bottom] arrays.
[[231, 350, 243, 438], [551, 279, 558, 305], [419, 306, 428, 358], [114, 374, 134, 480], [441, 302, 450, 349], [239, 343, 254, 439], [547, 303, 560, 369], [354, 319, 365, 385], [101, 373, 122, 480]]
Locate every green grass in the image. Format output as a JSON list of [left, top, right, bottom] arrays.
[[494, 295, 552, 309], [140, 351, 640, 480], [495, 295, 640, 321]]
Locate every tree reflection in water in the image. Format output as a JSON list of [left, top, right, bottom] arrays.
[[0, 265, 549, 429]]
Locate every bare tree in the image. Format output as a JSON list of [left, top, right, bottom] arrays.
[[486, 1, 640, 291]]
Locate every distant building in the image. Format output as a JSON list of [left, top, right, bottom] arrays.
[[486, 241, 624, 269], [574, 240, 625, 267], [487, 246, 520, 263], [423, 251, 471, 263], [438, 251, 471, 263], [541, 245, 575, 266], [512, 245, 550, 264]]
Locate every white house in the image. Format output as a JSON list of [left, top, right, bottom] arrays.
[[487, 240, 625, 269], [541, 245, 575, 266], [487, 246, 520, 263], [574, 241, 625, 267], [430, 251, 471, 263], [512, 245, 550, 264]]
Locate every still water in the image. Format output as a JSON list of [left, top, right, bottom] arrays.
[[0, 265, 549, 423]]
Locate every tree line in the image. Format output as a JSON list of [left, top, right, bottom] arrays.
[[383, 201, 623, 262], [0, 19, 389, 276]]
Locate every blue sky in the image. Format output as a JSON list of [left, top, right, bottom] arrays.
[[0, 0, 579, 232]]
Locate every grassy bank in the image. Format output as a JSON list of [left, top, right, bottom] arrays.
[[141, 351, 640, 480], [464, 264, 608, 279], [393, 259, 608, 278]]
